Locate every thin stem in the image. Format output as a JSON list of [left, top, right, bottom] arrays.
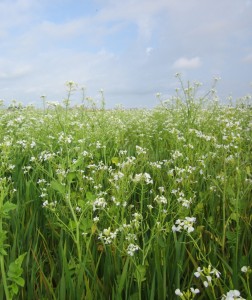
[[0, 255, 10, 300]]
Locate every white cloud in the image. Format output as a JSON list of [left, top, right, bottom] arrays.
[[0, 0, 251, 107], [172, 57, 202, 69], [0, 59, 32, 80], [146, 47, 153, 56], [243, 53, 252, 63]]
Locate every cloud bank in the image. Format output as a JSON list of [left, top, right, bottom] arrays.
[[0, 0, 251, 107]]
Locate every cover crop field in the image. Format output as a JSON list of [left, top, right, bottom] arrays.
[[0, 81, 251, 299]]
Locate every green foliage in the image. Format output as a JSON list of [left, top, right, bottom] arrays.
[[0, 80, 251, 299], [7, 253, 27, 298]]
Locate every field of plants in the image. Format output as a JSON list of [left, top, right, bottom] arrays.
[[0, 81, 251, 299]]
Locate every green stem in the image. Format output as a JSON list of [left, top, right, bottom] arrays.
[[222, 159, 227, 254], [0, 184, 10, 300], [66, 189, 81, 262], [247, 274, 251, 296], [0, 255, 10, 300]]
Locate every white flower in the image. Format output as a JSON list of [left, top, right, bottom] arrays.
[[187, 226, 194, 233], [190, 287, 200, 294], [154, 195, 167, 204], [147, 204, 153, 210], [76, 206, 82, 213], [210, 267, 221, 278], [172, 224, 181, 232], [127, 243, 140, 256], [144, 173, 153, 184], [194, 267, 203, 278], [42, 200, 48, 207], [158, 186, 165, 193], [175, 288, 183, 296], [40, 192, 48, 198], [103, 228, 111, 236], [136, 145, 147, 155], [132, 172, 153, 184], [172, 217, 196, 233], [30, 141, 36, 148], [241, 266, 248, 273], [93, 197, 107, 211], [93, 216, 99, 222], [221, 289, 245, 300]]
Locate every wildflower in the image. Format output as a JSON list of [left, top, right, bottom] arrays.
[[76, 206, 81, 213], [112, 171, 124, 181], [133, 173, 142, 182], [119, 149, 127, 156], [172, 217, 196, 233], [210, 267, 221, 278], [175, 288, 183, 296], [241, 266, 248, 273], [177, 195, 193, 208], [154, 195, 167, 204], [127, 243, 140, 256], [158, 186, 165, 193], [125, 233, 137, 242], [132, 173, 153, 184], [98, 228, 118, 245], [30, 141, 36, 148], [194, 267, 203, 278], [190, 287, 200, 294], [144, 173, 153, 184], [136, 145, 147, 155], [42, 200, 48, 207], [93, 197, 107, 211], [103, 227, 111, 236], [147, 204, 153, 210], [40, 192, 48, 198], [93, 216, 99, 222], [221, 290, 245, 299], [96, 141, 102, 149], [171, 150, 183, 160], [37, 179, 47, 184]]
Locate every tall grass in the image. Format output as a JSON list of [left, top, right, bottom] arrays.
[[0, 80, 251, 299]]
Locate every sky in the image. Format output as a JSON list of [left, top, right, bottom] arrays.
[[0, 0, 252, 108]]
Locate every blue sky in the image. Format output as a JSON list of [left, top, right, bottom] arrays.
[[0, 0, 252, 108]]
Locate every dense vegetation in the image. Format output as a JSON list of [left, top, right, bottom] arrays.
[[0, 81, 251, 299]]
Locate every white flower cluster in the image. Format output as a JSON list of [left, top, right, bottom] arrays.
[[42, 200, 57, 208], [172, 217, 196, 233], [127, 243, 140, 256], [221, 290, 245, 300], [38, 151, 55, 162], [194, 265, 221, 287], [154, 195, 167, 205], [118, 156, 136, 168], [132, 173, 153, 184], [58, 132, 73, 144], [241, 265, 250, 273], [98, 227, 119, 245], [93, 197, 107, 211], [171, 150, 183, 160], [171, 189, 194, 208], [175, 264, 222, 297], [136, 145, 147, 155], [175, 287, 200, 297]]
